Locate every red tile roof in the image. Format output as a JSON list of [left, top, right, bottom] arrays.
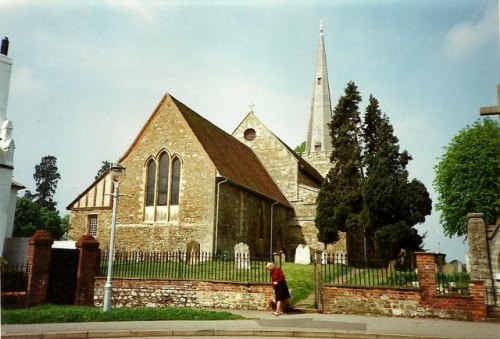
[[170, 95, 290, 207]]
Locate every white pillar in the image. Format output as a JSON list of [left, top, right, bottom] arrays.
[[0, 37, 14, 255]]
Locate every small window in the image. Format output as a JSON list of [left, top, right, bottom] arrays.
[[244, 128, 256, 141], [314, 142, 322, 151], [88, 215, 98, 237], [317, 77, 322, 85]]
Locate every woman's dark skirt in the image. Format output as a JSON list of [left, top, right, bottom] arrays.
[[274, 281, 291, 301]]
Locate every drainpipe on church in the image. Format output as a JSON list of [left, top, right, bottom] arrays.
[[214, 176, 227, 255], [270, 201, 278, 260]]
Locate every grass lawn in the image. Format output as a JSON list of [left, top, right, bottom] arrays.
[[1, 304, 245, 324], [281, 262, 315, 305]]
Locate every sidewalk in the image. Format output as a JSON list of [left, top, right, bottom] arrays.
[[2, 309, 499, 339]]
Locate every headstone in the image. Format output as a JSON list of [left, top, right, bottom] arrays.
[[294, 244, 311, 265], [234, 242, 250, 269], [186, 240, 200, 265], [321, 251, 328, 264], [334, 251, 348, 265]]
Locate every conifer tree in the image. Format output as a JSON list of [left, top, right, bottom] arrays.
[[361, 95, 431, 259], [315, 81, 364, 245]]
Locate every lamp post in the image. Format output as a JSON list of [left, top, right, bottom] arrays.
[[102, 162, 126, 312]]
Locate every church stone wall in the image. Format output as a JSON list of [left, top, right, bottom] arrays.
[[303, 151, 331, 178], [69, 101, 217, 252], [233, 113, 300, 200], [216, 183, 288, 258]]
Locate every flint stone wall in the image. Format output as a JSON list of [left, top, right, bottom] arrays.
[[94, 278, 273, 310]]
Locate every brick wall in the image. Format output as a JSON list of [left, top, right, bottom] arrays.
[[322, 252, 486, 321], [94, 278, 274, 310]]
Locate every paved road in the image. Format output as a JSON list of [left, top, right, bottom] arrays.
[[2, 309, 500, 338]]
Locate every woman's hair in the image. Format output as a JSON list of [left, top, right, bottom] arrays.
[[266, 262, 275, 270]]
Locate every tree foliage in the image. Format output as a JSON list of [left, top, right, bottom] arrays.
[[294, 142, 306, 156], [13, 197, 66, 240], [95, 160, 113, 180], [433, 118, 499, 237], [361, 95, 431, 258], [316, 81, 364, 243], [29, 155, 61, 211], [316, 83, 432, 259]]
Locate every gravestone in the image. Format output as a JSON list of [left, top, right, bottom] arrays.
[[321, 251, 328, 264], [294, 244, 311, 265], [234, 242, 250, 269], [334, 250, 348, 265], [186, 240, 200, 265]]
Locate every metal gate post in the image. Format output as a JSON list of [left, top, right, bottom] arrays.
[[315, 250, 323, 313]]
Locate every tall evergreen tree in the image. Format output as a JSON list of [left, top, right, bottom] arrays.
[[316, 87, 432, 262], [361, 95, 431, 259], [316, 81, 364, 246], [31, 155, 61, 211]]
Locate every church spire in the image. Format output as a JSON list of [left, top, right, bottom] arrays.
[[306, 20, 332, 154]]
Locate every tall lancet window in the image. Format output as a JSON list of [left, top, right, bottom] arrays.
[[156, 152, 170, 221], [143, 151, 182, 222], [157, 153, 170, 206], [169, 157, 181, 221], [145, 159, 156, 222]]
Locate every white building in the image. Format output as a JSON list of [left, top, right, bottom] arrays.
[[0, 37, 24, 256]]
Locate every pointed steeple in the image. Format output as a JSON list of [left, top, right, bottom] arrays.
[[306, 21, 332, 154]]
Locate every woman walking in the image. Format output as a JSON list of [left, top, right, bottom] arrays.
[[266, 262, 291, 315]]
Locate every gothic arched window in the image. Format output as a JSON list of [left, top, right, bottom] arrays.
[[143, 151, 182, 222], [171, 157, 181, 205], [146, 159, 156, 207], [157, 152, 170, 206]]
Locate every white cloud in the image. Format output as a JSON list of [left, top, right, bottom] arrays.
[[106, 0, 157, 24], [443, 4, 498, 61]]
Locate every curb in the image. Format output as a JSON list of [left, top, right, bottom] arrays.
[[0, 329, 462, 339]]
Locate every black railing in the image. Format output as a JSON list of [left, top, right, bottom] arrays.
[[485, 287, 498, 306], [99, 251, 273, 283], [1, 264, 28, 292], [435, 271, 470, 295], [322, 253, 418, 288]]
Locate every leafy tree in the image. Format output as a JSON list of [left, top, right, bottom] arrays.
[[13, 197, 39, 237], [316, 81, 363, 245], [95, 160, 113, 180], [294, 142, 306, 156], [362, 95, 431, 259], [434, 118, 499, 237], [30, 155, 61, 211], [13, 197, 65, 239]]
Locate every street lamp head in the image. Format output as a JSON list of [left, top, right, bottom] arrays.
[[110, 162, 126, 183]]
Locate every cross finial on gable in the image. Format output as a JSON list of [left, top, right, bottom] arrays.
[[480, 84, 500, 117], [249, 103, 255, 113]]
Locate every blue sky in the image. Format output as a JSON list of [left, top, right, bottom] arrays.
[[1, 0, 498, 261]]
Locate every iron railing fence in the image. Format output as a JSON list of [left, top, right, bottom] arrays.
[[435, 271, 471, 296], [99, 251, 274, 283], [1, 263, 28, 292], [485, 287, 499, 307], [321, 253, 419, 288]]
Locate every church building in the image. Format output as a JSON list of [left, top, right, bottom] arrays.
[[67, 24, 339, 259]]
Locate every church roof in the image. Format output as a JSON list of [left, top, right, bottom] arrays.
[[169, 95, 291, 207], [275, 136, 324, 184], [66, 94, 291, 210]]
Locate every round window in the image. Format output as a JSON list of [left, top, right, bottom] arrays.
[[244, 128, 256, 141]]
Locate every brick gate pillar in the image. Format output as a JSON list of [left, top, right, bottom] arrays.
[[416, 252, 437, 300], [26, 230, 54, 306], [75, 234, 100, 306]]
